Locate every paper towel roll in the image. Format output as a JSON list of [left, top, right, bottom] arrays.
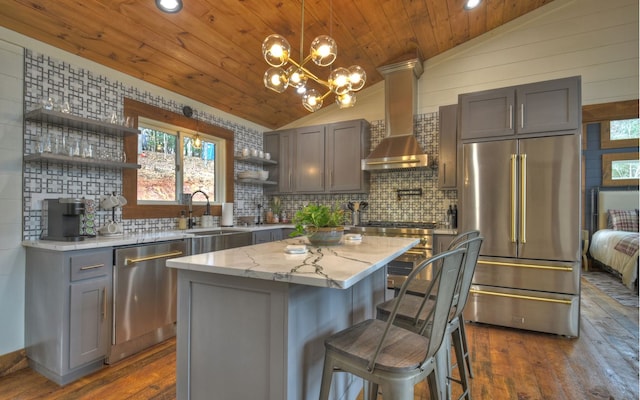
[[221, 203, 234, 226]]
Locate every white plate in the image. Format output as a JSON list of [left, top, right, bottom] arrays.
[[99, 232, 124, 237], [285, 244, 307, 254], [344, 233, 362, 241], [285, 249, 308, 254]]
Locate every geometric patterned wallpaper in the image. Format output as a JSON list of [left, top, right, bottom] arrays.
[[21, 49, 457, 240]]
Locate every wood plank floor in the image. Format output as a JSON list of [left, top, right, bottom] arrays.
[[1, 277, 637, 400]]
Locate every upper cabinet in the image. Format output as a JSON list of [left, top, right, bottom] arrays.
[[326, 120, 371, 193], [438, 104, 458, 189], [295, 125, 326, 192], [459, 76, 581, 140], [264, 119, 370, 194], [264, 128, 295, 194]]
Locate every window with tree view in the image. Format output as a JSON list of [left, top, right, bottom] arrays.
[[137, 118, 222, 204]]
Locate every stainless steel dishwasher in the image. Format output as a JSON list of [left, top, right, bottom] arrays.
[[107, 239, 188, 364]]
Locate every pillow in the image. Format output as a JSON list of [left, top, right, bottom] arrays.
[[607, 209, 639, 232]]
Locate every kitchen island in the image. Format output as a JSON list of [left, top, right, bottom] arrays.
[[166, 235, 418, 400]]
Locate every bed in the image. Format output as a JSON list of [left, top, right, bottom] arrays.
[[589, 190, 639, 290]]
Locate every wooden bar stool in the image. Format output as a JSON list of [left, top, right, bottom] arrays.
[[318, 248, 466, 400]]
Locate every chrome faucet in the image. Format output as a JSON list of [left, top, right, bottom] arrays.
[[188, 190, 210, 229]]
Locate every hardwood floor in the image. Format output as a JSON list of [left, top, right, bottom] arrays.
[[1, 277, 637, 400]]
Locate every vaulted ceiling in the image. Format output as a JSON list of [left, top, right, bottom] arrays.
[[1, 0, 554, 129]]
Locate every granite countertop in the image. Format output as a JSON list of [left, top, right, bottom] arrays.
[[166, 236, 419, 289]]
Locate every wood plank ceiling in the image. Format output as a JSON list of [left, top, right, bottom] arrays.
[[0, 0, 554, 129]]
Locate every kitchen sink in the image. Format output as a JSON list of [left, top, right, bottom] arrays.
[[190, 230, 252, 254]]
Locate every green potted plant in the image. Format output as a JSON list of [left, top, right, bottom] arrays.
[[290, 203, 345, 246]]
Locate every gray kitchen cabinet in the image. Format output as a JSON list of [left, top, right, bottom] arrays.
[[25, 247, 112, 385], [253, 228, 284, 244], [264, 129, 296, 194], [459, 76, 580, 140], [438, 104, 458, 189], [326, 119, 371, 193], [295, 125, 326, 192], [433, 233, 456, 254], [264, 119, 370, 194]]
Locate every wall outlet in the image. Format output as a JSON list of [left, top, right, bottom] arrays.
[[30, 193, 48, 210]]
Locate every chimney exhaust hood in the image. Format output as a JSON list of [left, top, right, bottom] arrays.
[[361, 58, 428, 171]]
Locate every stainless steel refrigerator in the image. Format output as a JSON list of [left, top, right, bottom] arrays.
[[461, 133, 581, 337]]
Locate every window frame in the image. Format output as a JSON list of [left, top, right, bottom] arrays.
[[602, 152, 639, 187], [122, 98, 234, 220], [599, 119, 640, 149]]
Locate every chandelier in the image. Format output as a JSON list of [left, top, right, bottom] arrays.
[[261, 0, 366, 112]]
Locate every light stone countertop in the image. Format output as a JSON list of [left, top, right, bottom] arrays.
[[21, 224, 298, 251], [166, 235, 419, 289]]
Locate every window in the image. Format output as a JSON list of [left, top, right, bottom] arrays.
[[137, 118, 224, 204], [122, 98, 235, 220], [600, 118, 640, 149], [602, 152, 639, 187]]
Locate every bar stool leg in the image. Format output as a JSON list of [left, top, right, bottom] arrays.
[[459, 316, 473, 378]]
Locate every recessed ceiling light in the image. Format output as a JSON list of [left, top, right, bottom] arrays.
[[156, 0, 183, 13], [464, 0, 482, 10]]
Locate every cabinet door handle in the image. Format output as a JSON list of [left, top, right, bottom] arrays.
[[520, 104, 524, 129], [509, 105, 513, 129], [102, 287, 107, 321], [80, 263, 104, 271], [442, 163, 446, 181]]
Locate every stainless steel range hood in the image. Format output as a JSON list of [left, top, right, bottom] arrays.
[[362, 57, 428, 171]]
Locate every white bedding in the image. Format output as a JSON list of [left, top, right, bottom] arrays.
[[590, 229, 639, 289]]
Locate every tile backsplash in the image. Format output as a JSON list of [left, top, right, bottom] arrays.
[[21, 50, 457, 240]]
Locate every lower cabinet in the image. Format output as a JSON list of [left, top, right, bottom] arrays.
[[25, 247, 112, 385], [253, 228, 284, 244], [434, 233, 456, 254]]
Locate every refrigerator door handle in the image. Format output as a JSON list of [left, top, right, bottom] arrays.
[[477, 260, 573, 271], [469, 289, 573, 305], [510, 154, 517, 242], [520, 153, 527, 243]]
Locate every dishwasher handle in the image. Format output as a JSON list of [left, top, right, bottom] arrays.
[[124, 250, 184, 266]]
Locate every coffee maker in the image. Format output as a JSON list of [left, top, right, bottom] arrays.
[[43, 198, 91, 241]]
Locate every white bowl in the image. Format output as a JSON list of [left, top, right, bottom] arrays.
[[238, 170, 260, 179], [258, 170, 269, 181]]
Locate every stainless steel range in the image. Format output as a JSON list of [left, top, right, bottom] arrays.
[[349, 221, 435, 289]]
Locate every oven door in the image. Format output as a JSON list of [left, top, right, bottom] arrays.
[[387, 246, 432, 291]]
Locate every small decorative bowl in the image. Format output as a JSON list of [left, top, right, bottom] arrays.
[[258, 170, 269, 181]]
